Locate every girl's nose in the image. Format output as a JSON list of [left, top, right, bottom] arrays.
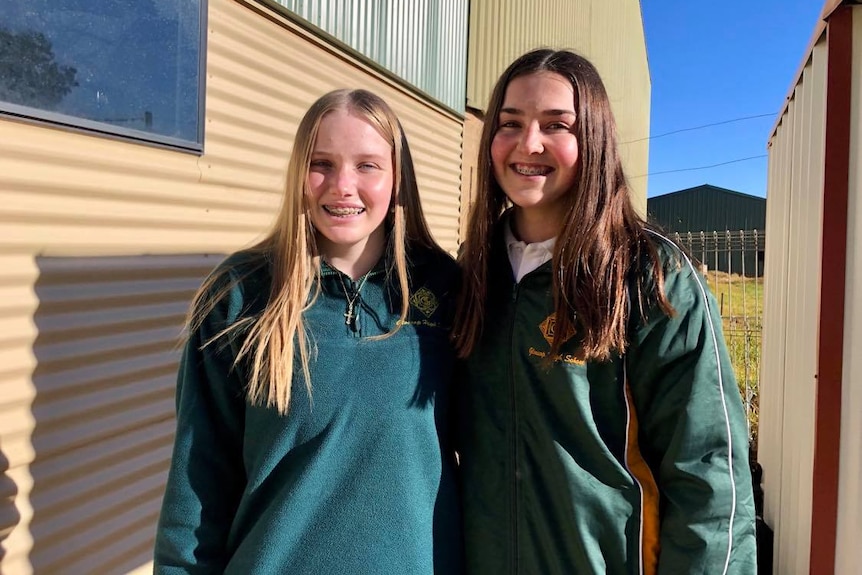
[[518, 123, 544, 154], [335, 168, 355, 195]]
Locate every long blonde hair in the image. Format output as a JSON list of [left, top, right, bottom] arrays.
[[189, 89, 440, 414]]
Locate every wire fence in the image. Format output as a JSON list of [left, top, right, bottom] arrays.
[[671, 230, 765, 454]]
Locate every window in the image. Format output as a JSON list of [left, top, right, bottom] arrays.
[[0, 0, 206, 151]]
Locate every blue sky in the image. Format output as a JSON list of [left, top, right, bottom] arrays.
[[641, 0, 825, 198]]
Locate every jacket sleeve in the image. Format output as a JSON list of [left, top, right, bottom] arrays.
[[627, 256, 757, 574], [153, 277, 248, 574]]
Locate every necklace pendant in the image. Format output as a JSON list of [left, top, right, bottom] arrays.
[[344, 301, 355, 326], [336, 270, 368, 333]]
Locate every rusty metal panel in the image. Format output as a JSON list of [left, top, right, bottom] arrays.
[[760, 36, 828, 575], [0, 0, 463, 572], [465, 0, 650, 211], [835, 7, 862, 573]]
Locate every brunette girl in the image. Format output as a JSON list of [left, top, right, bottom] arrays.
[[454, 49, 756, 574]]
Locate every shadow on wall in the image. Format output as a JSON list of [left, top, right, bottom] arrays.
[[25, 254, 220, 575], [1, 445, 21, 563]]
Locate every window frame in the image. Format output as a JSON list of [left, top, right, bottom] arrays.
[[0, 0, 209, 154]]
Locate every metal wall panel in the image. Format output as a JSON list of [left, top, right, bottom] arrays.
[[465, 0, 650, 211], [0, 0, 464, 571], [19, 256, 212, 574], [0, 254, 39, 575], [459, 110, 483, 239], [759, 115, 789, 564], [835, 8, 862, 573], [647, 185, 767, 233], [760, 37, 828, 575], [467, 0, 591, 107], [208, 0, 464, 250], [590, 0, 651, 213], [274, 0, 468, 111]]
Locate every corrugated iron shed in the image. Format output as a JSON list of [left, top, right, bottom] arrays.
[[647, 184, 766, 233]]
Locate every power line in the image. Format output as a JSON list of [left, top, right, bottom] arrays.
[[623, 113, 776, 144], [644, 154, 767, 176], [639, 154, 768, 177]]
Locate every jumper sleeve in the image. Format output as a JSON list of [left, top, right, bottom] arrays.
[[627, 256, 757, 574], [154, 275, 248, 574]]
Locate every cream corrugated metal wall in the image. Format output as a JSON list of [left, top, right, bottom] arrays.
[[759, 36, 828, 575], [1, 256, 215, 575], [835, 9, 862, 573], [0, 0, 463, 571], [275, 0, 468, 112], [459, 111, 483, 240], [465, 0, 651, 211]]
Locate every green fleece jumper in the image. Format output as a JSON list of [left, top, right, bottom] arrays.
[[458, 231, 757, 574], [154, 245, 463, 574]]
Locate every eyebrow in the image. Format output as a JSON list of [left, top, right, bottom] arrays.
[[310, 150, 389, 159], [499, 107, 575, 116]]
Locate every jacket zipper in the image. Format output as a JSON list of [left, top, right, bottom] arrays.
[[509, 282, 520, 574]]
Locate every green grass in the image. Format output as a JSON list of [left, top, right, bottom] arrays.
[[704, 271, 764, 453]]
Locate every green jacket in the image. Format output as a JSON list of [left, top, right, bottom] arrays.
[[458, 232, 756, 574], [154, 245, 463, 574]]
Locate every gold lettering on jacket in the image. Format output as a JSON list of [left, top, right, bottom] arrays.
[[528, 347, 585, 366]]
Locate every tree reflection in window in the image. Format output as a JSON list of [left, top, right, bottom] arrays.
[[0, 0, 204, 149], [0, 28, 79, 109]]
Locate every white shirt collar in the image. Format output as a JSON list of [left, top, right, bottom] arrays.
[[504, 216, 556, 283]]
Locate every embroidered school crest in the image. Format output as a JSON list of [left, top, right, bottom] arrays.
[[410, 287, 439, 318], [539, 313, 576, 346]]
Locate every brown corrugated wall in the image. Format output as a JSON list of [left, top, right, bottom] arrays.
[[0, 0, 464, 572]]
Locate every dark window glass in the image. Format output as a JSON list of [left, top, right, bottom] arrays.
[[0, 0, 205, 150]]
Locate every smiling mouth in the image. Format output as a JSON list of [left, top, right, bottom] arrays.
[[324, 206, 365, 217], [512, 164, 553, 176]]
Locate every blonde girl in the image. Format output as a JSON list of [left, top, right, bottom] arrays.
[[155, 89, 463, 574]]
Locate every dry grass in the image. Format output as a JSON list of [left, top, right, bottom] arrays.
[[705, 272, 764, 322], [704, 272, 764, 453]]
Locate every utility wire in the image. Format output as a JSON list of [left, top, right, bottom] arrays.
[[638, 154, 768, 178], [623, 112, 776, 143]]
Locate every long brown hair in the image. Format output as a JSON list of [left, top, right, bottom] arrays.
[[453, 49, 673, 361], [190, 89, 441, 414]]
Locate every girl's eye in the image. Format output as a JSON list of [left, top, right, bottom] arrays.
[[498, 120, 520, 129], [546, 122, 571, 131], [310, 159, 332, 170], [358, 162, 378, 171]]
